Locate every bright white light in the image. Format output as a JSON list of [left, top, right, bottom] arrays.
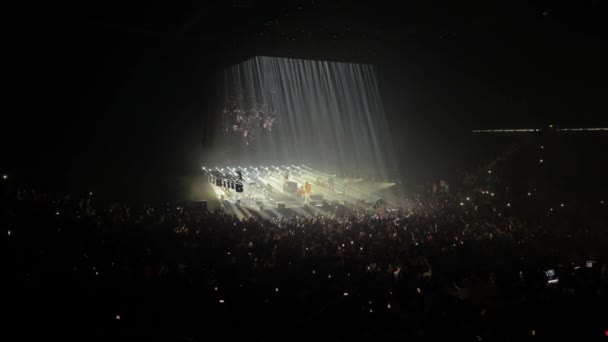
[[560, 203, 564, 207], [507, 203, 511, 207], [2, 175, 7, 179], [490, 193, 495, 197], [539, 159, 544, 163], [7, 230, 11, 237], [528, 192, 532, 196], [460, 202, 464, 206], [275, 288, 279, 293], [540, 145, 544, 149], [488, 170, 492, 174], [219, 299, 224, 303], [56, 212, 60, 216], [115, 315, 121, 320], [343, 292, 349, 296], [466, 197, 470, 201]]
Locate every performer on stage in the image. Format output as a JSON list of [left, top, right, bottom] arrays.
[[304, 182, 312, 204], [328, 176, 335, 191], [343, 177, 350, 197]]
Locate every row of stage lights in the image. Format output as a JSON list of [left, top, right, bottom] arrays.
[[202, 165, 309, 173]]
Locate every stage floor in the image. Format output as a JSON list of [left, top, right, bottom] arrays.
[[207, 166, 396, 214]]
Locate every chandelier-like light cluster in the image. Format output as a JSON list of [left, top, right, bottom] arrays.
[[223, 96, 276, 145]]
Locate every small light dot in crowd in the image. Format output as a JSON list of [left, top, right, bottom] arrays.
[[214, 286, 218, 291], [387, 303, 391, 310], [2, 175, 7, 179], [275, 288, 279, 293], [305, 247, 309, 251], [540, 145, 544, 149], [530, 330, 536, 336], [56, 212, 60, 216], [360, 247, 363, 251], [466, 197, 470, 201], [369, 309, 373, 313], [528, 192, 532, 196], [601, 201, 604, 204], [95, 271, 99, 276], [347, 273, 351, 277], [328, 274, 332, 279], [342, 244, 345, 247], [351, 240, 354, 245], [490, 193, 495, 197], [219, 299, 225, 303], [507, 203, 511, 207], [115, 315, 120, 320], [89, 192, 93, 196], [369, 301, 373, 304], [560, 203, 564, 207], [343, 292, 349, 296], [550, 208, 554, 211], [460, 202, 464, 206], [488, 170, 492, 174], [227, 252, 231, 255], [7, 230, 10, 237], [312, 270, 316, 274], [417, 288, 422, 294], [539, 159, 544, 163]]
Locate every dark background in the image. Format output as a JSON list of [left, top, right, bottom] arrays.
[[3, 0, 607, 201]]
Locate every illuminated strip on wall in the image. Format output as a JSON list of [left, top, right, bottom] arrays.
[[472, 128, 607, 133], [472, 129, 541, 133], [556, 128, 608, 131]]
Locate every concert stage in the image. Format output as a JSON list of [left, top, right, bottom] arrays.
[[203, 165, 395, 217]]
